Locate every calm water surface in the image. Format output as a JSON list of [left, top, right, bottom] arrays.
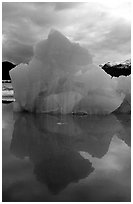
[[2, 103, 131, 202]]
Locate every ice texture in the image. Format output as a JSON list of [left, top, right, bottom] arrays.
[[9, 30, 130, 114]]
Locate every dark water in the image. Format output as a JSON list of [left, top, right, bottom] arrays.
[[2, 104, 131, 202]]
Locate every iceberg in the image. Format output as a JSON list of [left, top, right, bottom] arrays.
[[9, 30, 130, 114]]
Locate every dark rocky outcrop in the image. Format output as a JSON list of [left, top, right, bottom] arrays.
[[2, 61, 16, 80], [100, 59, 131, 77]]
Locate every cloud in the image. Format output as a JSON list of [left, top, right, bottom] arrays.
[[53, 2, 82, 11], [88, 20, 131, 64], [2, 39, 33, 64], [2, 1, 131, 64], [94, 20, 131, 51], [72, 17, 131, 64]]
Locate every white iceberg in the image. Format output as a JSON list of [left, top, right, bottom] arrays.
[[9, 30, 130, 114]]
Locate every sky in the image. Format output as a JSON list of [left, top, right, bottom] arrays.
[[2, 1, 131, 65]]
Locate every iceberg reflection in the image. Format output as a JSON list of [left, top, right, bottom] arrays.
[[10, 113, 130, 194]]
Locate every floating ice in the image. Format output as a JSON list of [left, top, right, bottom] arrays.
[[9, 30, 130, 114]]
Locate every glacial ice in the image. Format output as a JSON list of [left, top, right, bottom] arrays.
[[9, 30, 131, 114]]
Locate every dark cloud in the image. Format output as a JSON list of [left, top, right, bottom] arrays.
[[2, 2, 58, 40], [3, 39, 33, 64], [53, 2, 82, 11]]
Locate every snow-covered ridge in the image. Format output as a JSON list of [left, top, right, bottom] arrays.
[[99, 59, 131, 77]]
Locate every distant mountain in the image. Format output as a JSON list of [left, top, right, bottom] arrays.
[[99, 59, 131, 77], [2, 61, 16, 80]]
